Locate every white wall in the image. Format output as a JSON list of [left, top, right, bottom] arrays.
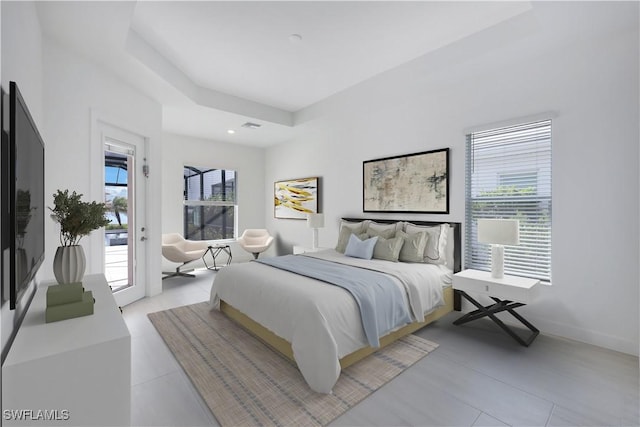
[[42, 39, 164, 296], [1, 1, 42, 124], [161, 132, 268, 268], [1, 0, 43, 357], [265, 2, 640, 355]]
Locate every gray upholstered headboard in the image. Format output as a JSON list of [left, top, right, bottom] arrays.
[[341, 218, 462, 273]]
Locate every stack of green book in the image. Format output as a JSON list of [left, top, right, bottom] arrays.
[[45, 283, 95, 323]]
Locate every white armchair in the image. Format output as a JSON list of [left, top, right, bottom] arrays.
[[162, 233, 209, 279], [237, 229, 274, 259]]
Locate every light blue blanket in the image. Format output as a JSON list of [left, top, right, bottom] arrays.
[[256, 255, 411, 348]]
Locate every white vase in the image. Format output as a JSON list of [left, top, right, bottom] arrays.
[[53, 245, 86, 284]]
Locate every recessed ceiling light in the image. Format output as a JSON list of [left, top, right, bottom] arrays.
[[227, 129, 235, 134], [288, 34, 302, 44]]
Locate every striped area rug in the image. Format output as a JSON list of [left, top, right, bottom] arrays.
[[148, 301, 438, 427]]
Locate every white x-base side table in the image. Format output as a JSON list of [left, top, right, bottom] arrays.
[[452, 269, 540, 346]]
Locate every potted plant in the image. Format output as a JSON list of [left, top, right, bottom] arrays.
[[49, 189, 110, 284]]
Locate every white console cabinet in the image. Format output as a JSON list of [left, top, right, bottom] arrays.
[[2, 274, 131, 426]]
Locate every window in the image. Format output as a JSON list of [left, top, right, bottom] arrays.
[[465, 120, 552, 282], [498, 171, 538, 192], [183, 166, 237, 241]]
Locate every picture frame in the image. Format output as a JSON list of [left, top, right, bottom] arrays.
[[363, 148, 449, 213], [274, 177, 319, 219]]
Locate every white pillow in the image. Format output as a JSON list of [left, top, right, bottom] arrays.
[[403, 222, 449, 265], [445, 225, 455, 271], [344, 234, 378, 260]]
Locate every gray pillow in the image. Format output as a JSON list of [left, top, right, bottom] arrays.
[[373, 235, 404, 262], [396, 230, 428, 263], [366, 227, 396, 239], [335, 222, 367, 253], [404, 222, 449, 264], [356, 232, 370, 240], [366, 221, 401, 238]]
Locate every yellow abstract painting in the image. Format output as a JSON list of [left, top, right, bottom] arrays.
[[274, 177, 319, 219]]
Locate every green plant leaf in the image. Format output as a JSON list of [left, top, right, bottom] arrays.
[[49, 189, 111, 246]]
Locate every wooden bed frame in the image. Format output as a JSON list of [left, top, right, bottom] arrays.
[[220, 219, 462, 369]]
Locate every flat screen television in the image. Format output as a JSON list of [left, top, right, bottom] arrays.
[[8, 81, 45, 309]]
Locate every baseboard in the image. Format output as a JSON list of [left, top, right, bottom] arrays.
[[457, 299, 638, 356], [522, 314, 639, 356]]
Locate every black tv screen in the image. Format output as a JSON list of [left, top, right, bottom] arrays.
[[9, 81, 45, 309]]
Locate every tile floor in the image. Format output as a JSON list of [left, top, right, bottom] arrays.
[[124, 268, 639, 427]]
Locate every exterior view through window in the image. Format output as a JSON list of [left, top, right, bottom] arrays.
[[465, 120, 552, 282], [183, 166, 237, 241]]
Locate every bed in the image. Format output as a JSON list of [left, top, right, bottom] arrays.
[[209, 218, 461, 393]]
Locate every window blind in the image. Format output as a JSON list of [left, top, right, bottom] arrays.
[[465, 120, 552, 282]]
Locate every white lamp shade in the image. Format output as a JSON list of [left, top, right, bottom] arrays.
[[307, 213, 325, 229], [477, 219, 520, 246]]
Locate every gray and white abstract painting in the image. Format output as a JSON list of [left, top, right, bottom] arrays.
[[363, 149, 448, 213]]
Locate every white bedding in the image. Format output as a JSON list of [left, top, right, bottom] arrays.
[[209, 249, 450, 393]]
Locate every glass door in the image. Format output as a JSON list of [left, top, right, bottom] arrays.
[[101, 126, 146, 306], [104, 148, 132, 291]]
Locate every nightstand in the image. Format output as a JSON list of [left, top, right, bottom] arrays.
[[293, 246, 329, 255], [452, 269, 540, 346]]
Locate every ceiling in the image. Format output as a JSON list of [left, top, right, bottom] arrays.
[[36, 1, 533, 147]]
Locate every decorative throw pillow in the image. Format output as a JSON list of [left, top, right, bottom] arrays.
[[404, 222, 449, 265], [366, 221, 401, 239], [372, 235, 404, 262], [344, 234, 378, 260], [356, 232, 370, 240], [396, 230, 428, 263], [365, 227, 396, 239], [335, 221, 367, 253]]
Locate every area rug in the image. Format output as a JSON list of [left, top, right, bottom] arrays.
[[148, 301, 438, 427]]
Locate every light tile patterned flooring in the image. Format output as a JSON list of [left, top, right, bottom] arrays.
[[123, 268, 639, 427]]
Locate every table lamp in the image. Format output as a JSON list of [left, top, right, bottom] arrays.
[[477, 219, 520, 279], [307, 213, 325, 250]]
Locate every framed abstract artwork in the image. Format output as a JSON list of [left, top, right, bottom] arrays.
[[274, 177, 319, 219], [363, 148, 449, 213]]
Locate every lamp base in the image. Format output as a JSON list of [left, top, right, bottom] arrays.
[[491, 244, 504, 279]]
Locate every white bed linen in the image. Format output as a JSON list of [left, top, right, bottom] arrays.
[[209, 249, 449, 393]]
